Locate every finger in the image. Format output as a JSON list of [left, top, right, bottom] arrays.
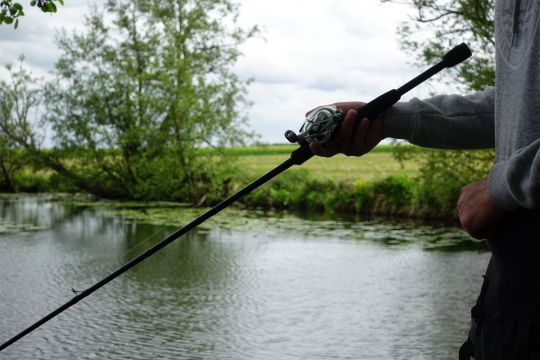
[[309, 142, 339, 157], [338, 110, 356, 155], [352, 117, 370, 156], [332, 102, 364, 113], [456, 194, 463, 211], [457, 198, 467, 221], [457, 186, 468, 210]]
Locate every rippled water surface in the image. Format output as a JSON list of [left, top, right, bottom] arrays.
[[0, 194, 490, 359]]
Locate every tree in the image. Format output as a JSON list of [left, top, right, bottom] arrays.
[[0, 0, 63, 29], [382, 0, 495, 91], [0, 59, 42, 191], [44, 0, 256, 201], [0, 58, 123, 195], [382, 0, 496, 212]]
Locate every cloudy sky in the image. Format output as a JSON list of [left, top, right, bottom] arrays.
[[0, 0, 448, 144]]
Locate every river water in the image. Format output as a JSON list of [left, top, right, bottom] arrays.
[[0, 194, 490, 359]]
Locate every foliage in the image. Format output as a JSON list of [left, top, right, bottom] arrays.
[[244, 169, 345, 212], [244, 169, 416, 216], [381, 0, 495, 92], [0, 0, 63, 28], [42, 0, 256, 201], [0, 59, 42, 192], [353, 176, 415, 215], [371, 175, 414, 210], [413, 149, 494, 212]]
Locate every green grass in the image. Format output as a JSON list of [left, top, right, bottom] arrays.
[[232, 144, 420, 182]]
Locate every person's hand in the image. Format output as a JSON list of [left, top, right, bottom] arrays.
[[457, 179, 506, 239], [307, 102, 384, 157]]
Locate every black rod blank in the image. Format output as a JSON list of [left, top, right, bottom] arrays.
[[397, 43, 472, 95]]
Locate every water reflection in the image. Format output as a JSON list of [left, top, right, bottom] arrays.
[[0, 194, 489, 359]]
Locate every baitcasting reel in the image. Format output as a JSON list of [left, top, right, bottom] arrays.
[[284, 105, 344, 145]]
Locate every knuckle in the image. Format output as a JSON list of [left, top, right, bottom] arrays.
[[459, 214, 471, 229], [460, 217, 481, 238]]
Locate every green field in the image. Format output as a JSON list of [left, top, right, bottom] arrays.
[[230, 144, 420, 182]]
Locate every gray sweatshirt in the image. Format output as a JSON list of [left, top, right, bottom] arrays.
[[383, 0, 540, 211]]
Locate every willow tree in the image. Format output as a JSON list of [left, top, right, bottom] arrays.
[[382, 0, 496, 211], [0, 60, 41, 191], [45, 0, 256, 201]]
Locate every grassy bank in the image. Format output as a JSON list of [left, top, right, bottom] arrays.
[[238, 168, 455, 220], [225, 144, 463, 220], [5, 144, 472, 220]]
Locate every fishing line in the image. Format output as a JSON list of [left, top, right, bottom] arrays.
[[110, 185, 233, 262], [72, 177, 237, 296], [109, 150, 280, 264], [0, 42, 472, 352], [72, 208, 185, 289]]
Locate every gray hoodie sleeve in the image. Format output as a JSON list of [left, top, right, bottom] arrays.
[[488, 141, 540, 211], [382, 87, 495, 149], [381, 86, 540, 211]]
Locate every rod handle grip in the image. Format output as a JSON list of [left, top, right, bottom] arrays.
[[348, 89, 401, 143], [442, 42, 472, 68]]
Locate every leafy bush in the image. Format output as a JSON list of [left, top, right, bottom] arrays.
[[413, 149, 494, 214], [371, 176, 414, 212]]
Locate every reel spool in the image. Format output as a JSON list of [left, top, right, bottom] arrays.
[[284, 105, 344, 145]]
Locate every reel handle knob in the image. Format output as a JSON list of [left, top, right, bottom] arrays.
[[285, 130, 299, 143]]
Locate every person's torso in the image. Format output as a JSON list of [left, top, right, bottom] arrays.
[[495, 0, 540, 162]]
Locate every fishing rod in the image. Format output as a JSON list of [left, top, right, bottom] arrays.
[[0, 42, 471, 352]]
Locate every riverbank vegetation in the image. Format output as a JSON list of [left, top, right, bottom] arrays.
[[0, 144, 493, 220], [235, 144, 494, 220]]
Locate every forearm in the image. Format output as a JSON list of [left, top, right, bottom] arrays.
[[383, 87, 495, 150]]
